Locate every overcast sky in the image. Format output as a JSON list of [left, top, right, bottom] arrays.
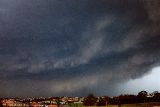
[[118, 66, 160, 95], [0, 0, 160, 97]]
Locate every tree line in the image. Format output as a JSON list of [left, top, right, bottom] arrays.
[[83, 91, 160, 106]]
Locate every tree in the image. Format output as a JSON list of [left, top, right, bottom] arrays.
[[83, 94, 97, 106], [138, 91, 148, 97], [153, 91, 160, 102], [97, 97, 106, 106], [137, 91, 148, 103], [55, 97, 61, 107], [0, 99, 3, 107], [97, 96, 111, 106], [118, 94, 137, 104]]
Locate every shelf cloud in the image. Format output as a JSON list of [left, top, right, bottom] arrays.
[[0, 0, 160, 97]]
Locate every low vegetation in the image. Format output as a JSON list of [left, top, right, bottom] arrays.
[[82, 91, 160, 107]]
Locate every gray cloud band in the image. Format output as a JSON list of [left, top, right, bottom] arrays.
[[0, 0, 160, 97]]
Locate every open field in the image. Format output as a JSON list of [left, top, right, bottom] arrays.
[[121, 102, 160, 107], [83, 102, 160, 107]]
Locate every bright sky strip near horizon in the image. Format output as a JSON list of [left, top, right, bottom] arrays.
[[119, 66, 160, 95], [0, 0, 160, 97]]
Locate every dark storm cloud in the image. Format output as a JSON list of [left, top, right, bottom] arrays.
[[0, 0, 160, 97]]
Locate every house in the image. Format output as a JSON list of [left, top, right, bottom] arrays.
[[2, 99, 28, 107]]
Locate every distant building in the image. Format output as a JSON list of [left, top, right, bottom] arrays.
[[2, 99, 29, 107]]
